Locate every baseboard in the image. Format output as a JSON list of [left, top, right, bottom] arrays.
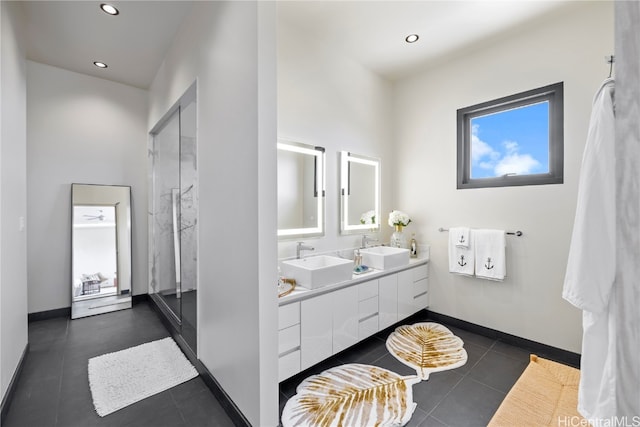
[[27, 307, 70, 322], [0, 343, 29, 422], [425, 310, 581, 368], [131, 293, 149, 305], [147, 295, 250, 427]]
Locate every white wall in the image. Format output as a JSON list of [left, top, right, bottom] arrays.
[[614, 1, 640, 416], [393, 2, 613, 353], [147, 2, 278, 425], [26, 61, 148, 313], [1, 0, 28, 401], [277, 17, 395, 259]]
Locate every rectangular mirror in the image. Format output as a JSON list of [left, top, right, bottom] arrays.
[[340, 151, 380, 233], [71, 183, 132, 319], [277, 139, 325, 238]]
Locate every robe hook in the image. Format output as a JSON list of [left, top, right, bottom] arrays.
[[606, 55, 615, 79]]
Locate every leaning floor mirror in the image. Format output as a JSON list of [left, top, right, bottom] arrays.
[[71, 183, 132, 319]]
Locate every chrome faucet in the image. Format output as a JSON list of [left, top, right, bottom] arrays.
[[296, 242, 315, 259], [361, 234, 379, 248]]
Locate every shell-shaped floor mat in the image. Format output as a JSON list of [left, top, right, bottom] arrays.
[[386, 322, 468, 380], [281, 363, 421, 427]]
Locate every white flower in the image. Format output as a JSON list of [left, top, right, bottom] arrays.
[[388, 210, 411, 227], [360, 210, 376, 225]]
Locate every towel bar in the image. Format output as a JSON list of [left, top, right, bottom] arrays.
[[438, 227, 523, 237]]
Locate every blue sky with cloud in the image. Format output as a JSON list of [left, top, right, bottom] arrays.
[[470, 102, 549, 178]]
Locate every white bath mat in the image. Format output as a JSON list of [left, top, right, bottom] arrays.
[[88, 337, 198, 416]]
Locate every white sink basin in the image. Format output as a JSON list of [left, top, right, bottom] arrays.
[[360, 246, 410, 270], [281, 255, 354, 290]]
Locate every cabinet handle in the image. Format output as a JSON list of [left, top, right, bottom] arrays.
[[358, 312, 378, 323], [413, 291, 427, 299], [279, 346, 301, 358]]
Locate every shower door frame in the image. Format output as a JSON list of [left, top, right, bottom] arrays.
[[148, 81, 198, 354]]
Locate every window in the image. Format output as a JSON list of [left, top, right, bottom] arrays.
[[457, 82, 563, 189]]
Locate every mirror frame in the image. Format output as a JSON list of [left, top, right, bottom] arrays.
[[340, 151, 380, 233], [277, 139, 326, 239], [71, 183, 132, 319]]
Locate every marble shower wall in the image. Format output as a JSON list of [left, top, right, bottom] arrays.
[[150, 109, 180, 297], [148, 94, 198, 301]]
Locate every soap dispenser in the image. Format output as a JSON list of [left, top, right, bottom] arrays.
[[410, 234, 418, 258], [354, 249, 363, 268]]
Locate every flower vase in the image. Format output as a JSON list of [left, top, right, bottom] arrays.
[[391, 225, 407, 248]]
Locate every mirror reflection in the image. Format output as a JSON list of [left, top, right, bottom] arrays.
[[71, 184, 132, 319], [340, 151, 380, 233], [277, 140, 325, 238]]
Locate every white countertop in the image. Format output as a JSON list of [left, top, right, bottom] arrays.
[[278, 255, 429, 306]]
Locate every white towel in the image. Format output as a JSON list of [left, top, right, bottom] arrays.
[[474, 229, 506, 281], [448, 228, 474, 276], [451, 227, 470, 248]]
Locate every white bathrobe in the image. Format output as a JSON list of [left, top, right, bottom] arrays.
[[563, 78, 616, 421]]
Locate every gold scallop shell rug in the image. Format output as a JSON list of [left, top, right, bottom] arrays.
[[281, 363, 421, 427], [281, 323, 467, 426], [386, 322, 468, 380]]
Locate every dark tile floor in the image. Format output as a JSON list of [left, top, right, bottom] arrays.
[[7, 304, 545, 427], [3, 302, 234, 427], [279, 313, 537, 427]]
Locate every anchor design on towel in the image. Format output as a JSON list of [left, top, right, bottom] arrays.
[[458, 255, 467, 267], [458, 235, 466, 244], [485, 257, 494, 270]]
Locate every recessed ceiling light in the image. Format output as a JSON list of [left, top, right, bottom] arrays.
[[405, 34, 419, 43], [93, 61, 108, 69], [100, 3, 119, 15]]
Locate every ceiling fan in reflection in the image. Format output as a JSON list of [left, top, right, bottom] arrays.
[[83, 210, 105, 221]]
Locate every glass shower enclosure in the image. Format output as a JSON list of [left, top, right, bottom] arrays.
[[149, 83, 197, 353]]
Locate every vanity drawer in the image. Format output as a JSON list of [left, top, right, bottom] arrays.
[[278, 324, 300, 355], [279, 350, 301, 382], [359, 314, 379, 340], [413, 291, 429, 310], [358, 279, 378, 301], [413, 278, 428, 297], [359, 296, 378, 320], [412, 264, 428, 281], [279, 302, 300, 330]]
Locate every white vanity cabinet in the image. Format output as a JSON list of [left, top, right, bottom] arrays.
[[331, 286, 359, 355], [300, 286, 359, 371], [378, 274, 398, 330], [279, 260, 429, 382], [278, 302, 301, 382], [299, 293, 332, 370], [398, 264, 429, 319], [357, 279, 379, 340]]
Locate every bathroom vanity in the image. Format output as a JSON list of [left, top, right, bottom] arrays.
[[277, 256, 428, 382]]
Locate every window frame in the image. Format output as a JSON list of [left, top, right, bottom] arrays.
[[456, 82, 564, 189]]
